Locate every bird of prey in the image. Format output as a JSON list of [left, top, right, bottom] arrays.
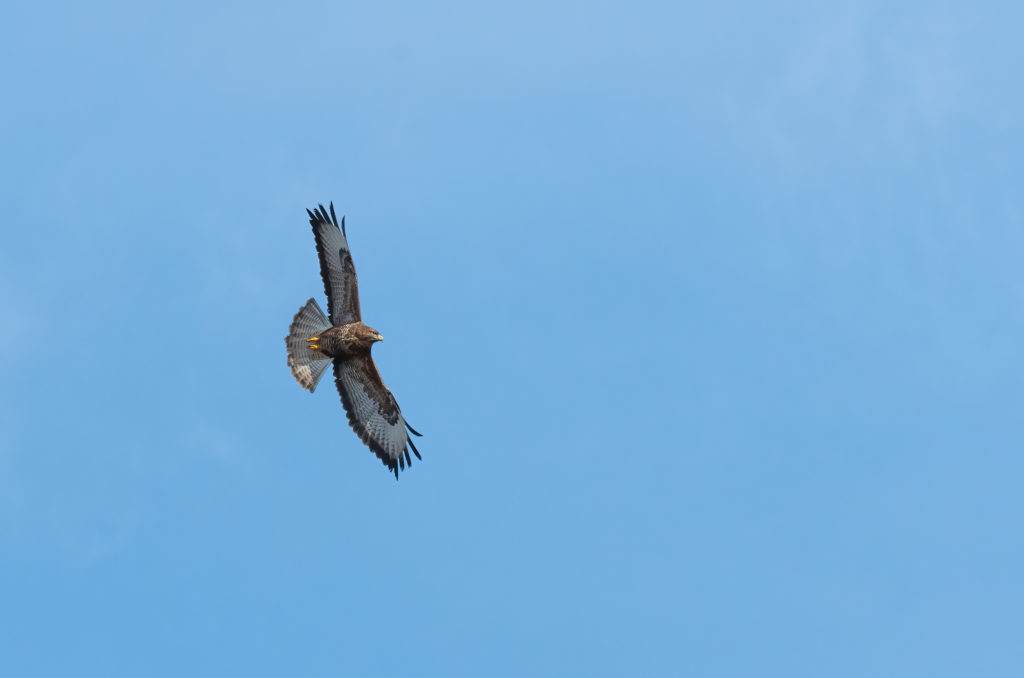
[[285, 203, 422, 478]]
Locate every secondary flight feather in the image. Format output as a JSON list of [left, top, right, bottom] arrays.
[[285, 203, 422, 478]]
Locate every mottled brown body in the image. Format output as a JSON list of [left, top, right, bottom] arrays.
[[315, 321, 382, 359]]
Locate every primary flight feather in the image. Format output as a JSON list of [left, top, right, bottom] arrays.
[[285, 203, 422, 478]]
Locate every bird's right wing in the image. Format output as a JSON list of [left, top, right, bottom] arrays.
[[308, 203, 361, 326], [333, 354, 422, 478]]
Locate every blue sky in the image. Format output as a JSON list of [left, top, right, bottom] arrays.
[[2, 1, 1023, 675]]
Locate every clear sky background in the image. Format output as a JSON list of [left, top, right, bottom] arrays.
[[2, 1, 1023, 676]]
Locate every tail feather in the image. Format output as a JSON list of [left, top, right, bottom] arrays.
[[286, 298, 332, 392]]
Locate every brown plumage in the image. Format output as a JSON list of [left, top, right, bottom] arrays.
[[314, 322, 382, 359], [285, 203, 422, 479]]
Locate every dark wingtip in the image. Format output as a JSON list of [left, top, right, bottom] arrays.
[[329, 202, 339, 228], [308, 205, 332, 228], [341, 215, 346, 237], [407, 436, 422, 460], [405, 421, 423, 437], [308, 205, 318, 223], [393, 464, 399, 480]]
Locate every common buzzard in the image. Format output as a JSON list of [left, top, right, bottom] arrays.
[[285, 203, 422, 478]]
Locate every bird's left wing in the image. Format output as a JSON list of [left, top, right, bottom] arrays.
[[308, 203, 361, 326], [333, 354, 422, 478]]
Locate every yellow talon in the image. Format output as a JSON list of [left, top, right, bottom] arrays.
[[310, 344, 319, 350], [307, 336, 319, 342]]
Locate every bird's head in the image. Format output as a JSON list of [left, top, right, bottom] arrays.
[[363, 325, 384, 345]]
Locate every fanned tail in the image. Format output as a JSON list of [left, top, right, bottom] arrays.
[[286, 298, 332, 392]]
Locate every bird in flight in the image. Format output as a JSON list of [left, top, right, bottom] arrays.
[[285, 203, 422, 478]]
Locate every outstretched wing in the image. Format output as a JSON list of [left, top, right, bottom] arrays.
[[333, 354, 422, 478], [308, 203, 361, 326]]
